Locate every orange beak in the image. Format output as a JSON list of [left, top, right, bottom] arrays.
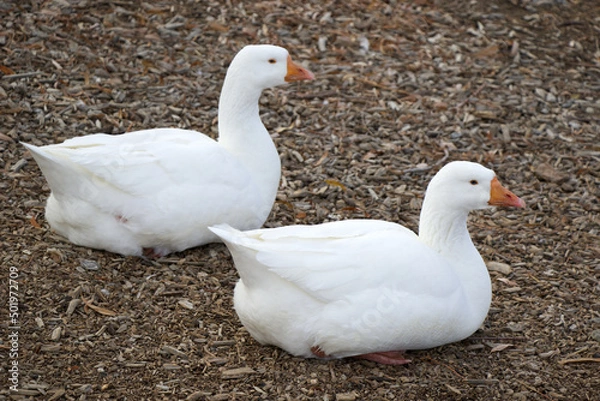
[[285, 55, 315, 82], [488, 177, 526, 208]]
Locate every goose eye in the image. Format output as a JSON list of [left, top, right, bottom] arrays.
[[268, 58, 276, 64], [470, 180, 478, 185]]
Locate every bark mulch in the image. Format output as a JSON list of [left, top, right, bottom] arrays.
[[1, 0, 598, 400]]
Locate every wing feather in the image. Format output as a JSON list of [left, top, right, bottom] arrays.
[[215, 221, 460, 303], [24, 129, 259, 233]]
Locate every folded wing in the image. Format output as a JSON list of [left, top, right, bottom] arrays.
[[212, 221, 461, 303]]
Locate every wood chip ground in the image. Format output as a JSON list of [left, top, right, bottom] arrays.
[[1, 0, 598, 400]]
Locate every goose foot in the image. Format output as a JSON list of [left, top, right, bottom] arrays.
[[310, 345, 328, 359], [311, 346, 410, 365], [142, 247, 162, 259], [353, 351, 411, 365]]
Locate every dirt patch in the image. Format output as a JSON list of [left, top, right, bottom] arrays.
[[1, 0, 598, 400]]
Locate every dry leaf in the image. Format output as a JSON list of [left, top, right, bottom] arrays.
[[30, 215, 42, 229], [473, 44, 499, 59], [361, 150, 378, 161], [313, 150, 329, 167], [206, 21, 228, 32], [497, 277, 518, 286], [276, 199, 294, 210], [324, 179, 347, 191], [0, 65, 15, 75], [490, 343, 513, 353], [81, 297, 117, 316], [275, 121, 295, 133]]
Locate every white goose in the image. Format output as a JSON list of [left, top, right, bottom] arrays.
[[23, 45, 314, 257], [209, 161, 525, 365]]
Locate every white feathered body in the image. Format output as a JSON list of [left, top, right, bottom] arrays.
[[24, 128, 278, 256], [211, 219, 490, 359]]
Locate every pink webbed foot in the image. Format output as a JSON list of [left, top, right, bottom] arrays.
[[311, 346, 411, 365], [353, 351, 411, 365]]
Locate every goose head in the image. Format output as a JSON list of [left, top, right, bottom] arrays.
[[226, 45, 314, 90], [423, 161, 525, 214]]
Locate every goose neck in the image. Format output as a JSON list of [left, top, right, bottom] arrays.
[[418, 205, 472, 254], [215, 72, 281, 211], [418, 198, 492, 331]]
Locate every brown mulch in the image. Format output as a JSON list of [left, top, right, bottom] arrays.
[[1, 0, 599, 400]]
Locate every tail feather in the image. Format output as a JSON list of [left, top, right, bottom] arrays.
[[22, 142, 52, 164], [22, 142, 72, 191], [208, 224, 244, 245], [22, 142, 108, 201]]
